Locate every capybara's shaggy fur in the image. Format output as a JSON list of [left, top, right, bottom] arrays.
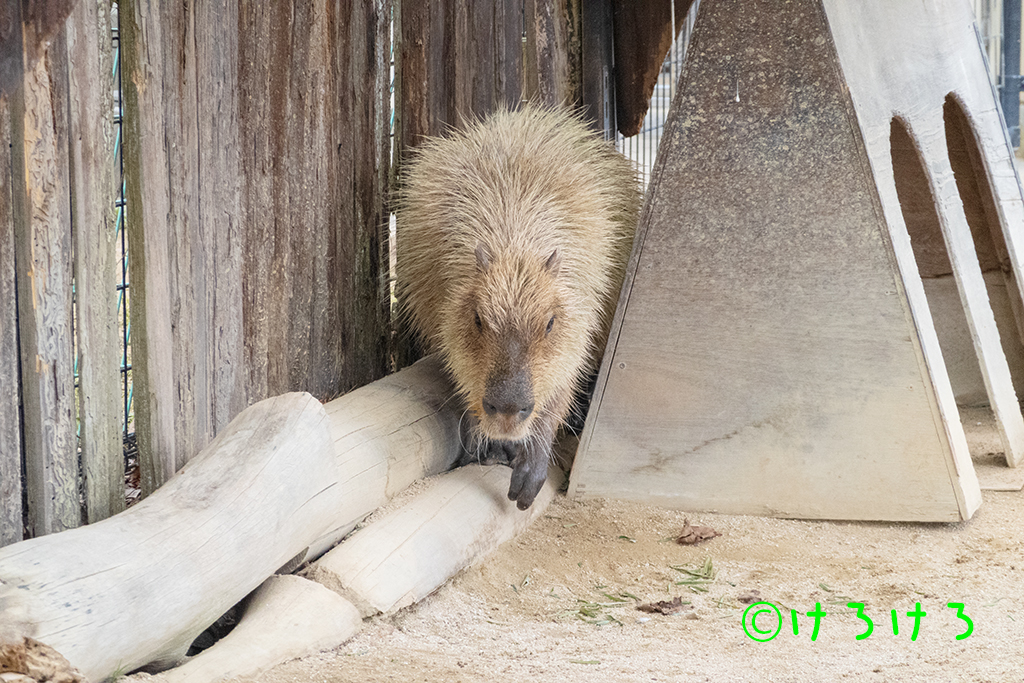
[[396, 105, 641, 509]]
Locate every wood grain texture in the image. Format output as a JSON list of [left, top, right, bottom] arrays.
[[124, 0, 391, 494], [153, 576, 362, 683], [121, 0, 198, 494], [0, 357, 462, 681], [11, 30, 80, 536], [309, 464, 559, 618], [0, 92, 22, 547], [570, 0, 979, 521], [524, 0, 574, 107], [330, 0, 392, 395], [0, 392, 338, 681], [67, 0, 122, 524], [195, 0, 245, 440], [0, 0, 76, 98], [397, 0, 524, 151]]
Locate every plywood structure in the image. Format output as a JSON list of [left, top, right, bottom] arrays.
[[570, 0, 1024, 521]]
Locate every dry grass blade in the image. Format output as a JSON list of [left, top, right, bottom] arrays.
[[670, 557, 717, 592]]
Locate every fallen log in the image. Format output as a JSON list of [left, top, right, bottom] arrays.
[[137, 464, 561, 683], [308, 464, 560, 617], [151, 576, 361, 683], [0, 356, 461, 681], [303, 355, 463, 561]]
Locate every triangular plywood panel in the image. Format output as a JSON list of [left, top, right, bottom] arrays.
[[567, 0, 1024, 521]]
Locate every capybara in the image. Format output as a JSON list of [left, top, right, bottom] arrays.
[[396, 105, 640, 509]]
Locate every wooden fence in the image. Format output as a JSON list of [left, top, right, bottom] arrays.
[[1, 0, 120, 545], [0, 0, 675, 548]]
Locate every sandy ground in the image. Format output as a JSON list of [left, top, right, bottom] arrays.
[[241, 408, 1024, 683]]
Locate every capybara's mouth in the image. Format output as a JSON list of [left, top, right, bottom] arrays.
[[477, 410, 533, 443]]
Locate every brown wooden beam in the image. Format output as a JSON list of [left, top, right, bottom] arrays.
[[612, 0, 695, 137]]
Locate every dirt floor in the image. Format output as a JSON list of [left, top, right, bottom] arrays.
[[239, 407, 1024, 683]]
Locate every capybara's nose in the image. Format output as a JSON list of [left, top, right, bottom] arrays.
[[483, 396, 534, 421]]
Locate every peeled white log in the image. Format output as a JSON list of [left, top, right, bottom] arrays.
[[0, 392, 336, 680], [308, 464, 560, 617], [302, 355, 463, 561], [0, 356, 462, 681], [150, 576, 361, 683]]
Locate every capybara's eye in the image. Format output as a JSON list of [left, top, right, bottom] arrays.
[[546, 315, 555, 335], [474, 311, 483, 331]]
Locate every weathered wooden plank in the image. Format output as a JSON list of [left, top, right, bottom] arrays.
[[125, 0, 393, 497], [334, 0, 392, 394], [451, 0, 522, 121], [123, 0, 217, 494], [0, 92, 22, 547], [122, 0, 188, 494], [396, 0, 442, 152], [398, 0, 526, 150], [492, 0, 523, 112], [0, 0, 77, 97], [11, 27, 80, 536], [393, 0, 445, 369], [67, 0, 122, 523], [238, 0, 391, 405], [524, 0, 573, 107], [611, 0, 696, 137], [0, 2, 23, 100], [194, 0, 245, 436]]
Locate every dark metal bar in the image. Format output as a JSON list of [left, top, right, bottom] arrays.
[[1002, 0, 1022, 147], [581, 0, 616, 139]]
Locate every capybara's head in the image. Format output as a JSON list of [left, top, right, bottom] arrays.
[[441, 242, 581, 443]]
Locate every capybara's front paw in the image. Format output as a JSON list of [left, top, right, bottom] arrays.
[[507, 451, 548, 510]]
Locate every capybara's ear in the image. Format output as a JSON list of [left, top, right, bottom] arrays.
[[475, 243, 492, 271], [544, 249, 561, 275]]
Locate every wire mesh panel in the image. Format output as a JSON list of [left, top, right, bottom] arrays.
[[112, 3, 137, 503], [616, 0, 699, 188]]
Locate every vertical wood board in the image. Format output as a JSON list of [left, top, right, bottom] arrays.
[[122, 0, 195, 493], [124, 0, 392, 495], [524, 0, 573, 107], [397, 0, 525, 148], [195, 0, 245, 437], [11, 30, 80, 535], [67, 0, 123, 523], [0, 92, 22, 546], [332, 0, 392, 395], [580, 0, 615, 137]]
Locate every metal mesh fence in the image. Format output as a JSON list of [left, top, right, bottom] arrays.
[[616, 1, 699, 189]]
